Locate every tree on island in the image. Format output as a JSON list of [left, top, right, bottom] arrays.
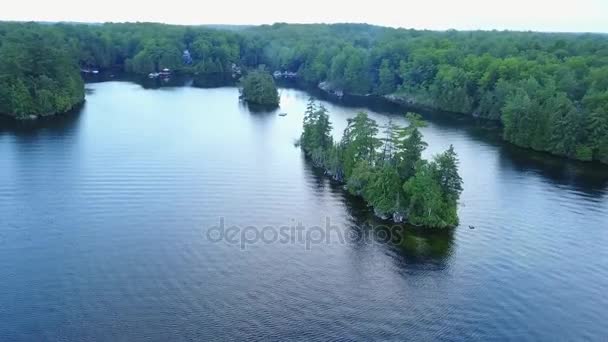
[[299, 100, 463, 229], [239, 69, 280, 107]]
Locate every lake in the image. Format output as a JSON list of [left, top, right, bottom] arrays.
[[1, 80, 607, 341]]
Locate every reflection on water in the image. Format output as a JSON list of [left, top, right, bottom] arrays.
[[192, 73, 236, 88], [500, 143, 608, 193], [239, 101, 281, 115], [0, 103, 83, 136], [0, 78, 607, 341], [303, 160, 455, 263]]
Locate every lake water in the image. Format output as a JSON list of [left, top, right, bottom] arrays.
[[1, 80, 607, 341]]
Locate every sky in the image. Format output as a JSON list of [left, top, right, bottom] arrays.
[[2, 0, 607, 33]]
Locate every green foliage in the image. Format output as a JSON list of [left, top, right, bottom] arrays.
[[329, 46, 372, 93], [237, 24, 608, 164], [0, 23, 84, 118], [341, 112, 382, 178], [393, 114, 428, 180], [429, 65, 473, 113], [403, 162, 457, 228], [1, 21, 607, 162], [575, 146, 593, 161], [377, 59, 397, 94], [584, 90, 608, 163], [300, 98, 333, 152], [365, 164, 402, 215], [239, 69, 279, 106], [299, 101, 463, 228], [434, 145, 464, 202], [60, 22, 241, 75]]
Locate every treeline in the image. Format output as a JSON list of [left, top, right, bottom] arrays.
[[59, 22, 241, 75], [243, 24, 608, 164], [300, 100, 463, 228], [0, 22, 606, 164], [0, 22, 243, 117]]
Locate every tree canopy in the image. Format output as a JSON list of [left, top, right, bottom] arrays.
[[300, 100, 463, 228], [239, 24, 608, 163], [0, 23, 84, 118], [239, 69, 279, 106]]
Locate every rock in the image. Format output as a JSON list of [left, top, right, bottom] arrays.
[[318, 81, 344, 98], [373, 208, 389, 220], [393, 212, 406, 223], [384, 93, 416, 106]]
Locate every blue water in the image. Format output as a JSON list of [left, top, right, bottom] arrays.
[[1, 81, 607, 341]]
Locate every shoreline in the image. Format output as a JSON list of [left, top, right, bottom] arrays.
[[310, 80, 608, 166], [304, 155, 449, 229], [0, 99, 86, 122], [6, 72, 603, 168]]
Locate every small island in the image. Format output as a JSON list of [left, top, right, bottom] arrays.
[[300, 100, 463, 228], [239, 69, 280, 107]]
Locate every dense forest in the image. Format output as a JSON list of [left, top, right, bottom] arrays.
[[0, 23, 84, 119], [0, 21, 607, 163], [300, 100, 463, 228]]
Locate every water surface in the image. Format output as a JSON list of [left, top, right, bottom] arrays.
[[1, 81, 607, 341]]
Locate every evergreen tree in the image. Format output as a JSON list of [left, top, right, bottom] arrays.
[[393, 113, 428, 180], [341, 112, 381, 177], [404, 160, 459, 228], [365, 164, 402, 216], [301, 98, 333, 155], [434, 145, 464, 202], [239, 69, 280, 106], [299, 102, 463, 228], [403, 162, 450, 228]]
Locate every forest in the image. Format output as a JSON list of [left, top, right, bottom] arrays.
[[300, 100, 463, 228], [0, 23, 84, 119], [0, 21, 607, 163]]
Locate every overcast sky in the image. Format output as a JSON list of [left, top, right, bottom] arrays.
[[2, 0, 607, 33]]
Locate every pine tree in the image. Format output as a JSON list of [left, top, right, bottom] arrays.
[[434, 145, 463, 202], [341, 112, 381, 177], [392, 113, 428, 180]]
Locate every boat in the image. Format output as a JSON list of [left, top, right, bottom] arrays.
[[81, 68, 100, 74], [279, 112, 287, 117]]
